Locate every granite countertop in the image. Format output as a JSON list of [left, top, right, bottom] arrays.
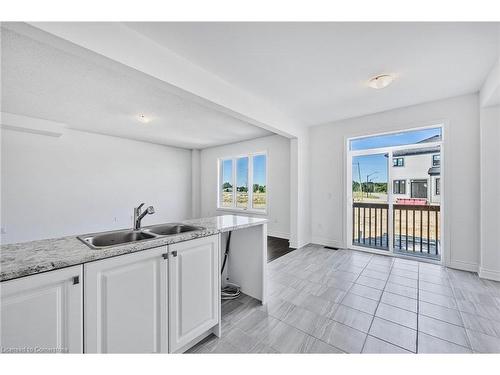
[[0, 215, 268, 282]]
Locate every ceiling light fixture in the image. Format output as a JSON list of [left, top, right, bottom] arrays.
[[368, 74, 395, 89], [138, 114, 151, 124]]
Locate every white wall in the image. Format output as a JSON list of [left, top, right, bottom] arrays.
[[290, 131, 311, 248], [1, 124, 192, 244], [310, 94, 480, 271], [199, 135, 290, 239], [479, 106, 500, 280]]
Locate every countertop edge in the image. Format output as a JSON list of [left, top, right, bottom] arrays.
[[1, 215, 268, 282]]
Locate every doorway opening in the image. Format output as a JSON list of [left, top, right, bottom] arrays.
[[347, 126, 443, 261]]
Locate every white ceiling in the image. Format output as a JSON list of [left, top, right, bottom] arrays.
[[126, 22, 500, 126], [0, 27, 272, 149]]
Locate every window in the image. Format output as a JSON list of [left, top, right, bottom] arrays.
[[218, 153, 267, 212], [433, 154, 440, 166], [436, 178, 440, 195], [221, 159, 233, 207], [393, 180, 406, 194], [393, 157, 404, 167], [349, 126, 442, 151]]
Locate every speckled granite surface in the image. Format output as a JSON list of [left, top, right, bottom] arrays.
[[0, 215, 267, 282]]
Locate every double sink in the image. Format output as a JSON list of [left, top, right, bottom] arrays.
[[78, 223, 204, 250]]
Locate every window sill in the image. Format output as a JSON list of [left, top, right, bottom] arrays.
[[216, 207, 268, 216]]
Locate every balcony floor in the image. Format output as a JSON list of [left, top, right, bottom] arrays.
[[188, 244, 500, 353]]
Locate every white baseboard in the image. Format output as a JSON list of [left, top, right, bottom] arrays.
[[479, 267, 500, 281], [311, 236, 344, 249], [447, 259, 479, 273], [267, 230, 290, 240]]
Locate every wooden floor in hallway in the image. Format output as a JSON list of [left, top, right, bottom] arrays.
[[188, 245, 500, 353]]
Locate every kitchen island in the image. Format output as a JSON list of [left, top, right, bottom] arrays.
[[0, 214, 267, 353]]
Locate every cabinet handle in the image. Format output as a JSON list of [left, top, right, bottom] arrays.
[[162, 253, 169, 259], [73, 276, 80, 285], [171, 251, 178, 257]]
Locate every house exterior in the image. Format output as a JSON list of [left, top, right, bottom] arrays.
[[391, 145, 441, 205]]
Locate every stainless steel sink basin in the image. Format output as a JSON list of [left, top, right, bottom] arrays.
[[144, 223, 204, 236], [78, 229, 157, 249]]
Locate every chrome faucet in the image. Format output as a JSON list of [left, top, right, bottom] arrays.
[[133, 203, 155, 230]]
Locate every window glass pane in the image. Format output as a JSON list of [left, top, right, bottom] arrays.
[[252, 155, 267, 209], [236, 157, 248, 208], [221, 159, 233, 207], [350, 127, 442, 151]]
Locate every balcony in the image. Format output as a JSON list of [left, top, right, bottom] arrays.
[[352, 202, 440, 259]]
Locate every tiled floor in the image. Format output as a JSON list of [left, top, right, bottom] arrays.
[[187, 244, 500, 353]]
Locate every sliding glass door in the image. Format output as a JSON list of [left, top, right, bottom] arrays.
[[351, 153, 389, 250], [347, 127, 443, 261]]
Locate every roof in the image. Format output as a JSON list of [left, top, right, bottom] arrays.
[[393, 146, 440, 157], [418, 134, 442, 144]]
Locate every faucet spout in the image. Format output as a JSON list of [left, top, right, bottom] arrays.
[[133, 203, 155, 230]]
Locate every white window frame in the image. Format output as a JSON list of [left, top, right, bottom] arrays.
[[217, 151, 268, 215], [345, 123, 445, 264]]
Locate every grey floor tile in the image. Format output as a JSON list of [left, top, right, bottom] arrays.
[[420, 273, 450, 286], [341, 292, 379, 315], [313, 320, 367, 353], [362, 268, 389, 281], [384, 282, 418, 299], [419, 290, 457, 309], [453, 288, 498, 306], [295, 293, 338, 317], [381, 291, 417, 313], [318, 286, 347, 303], [249, 342, 279, 353], [282, 305, 330, 336], [366, 263, 392, 273], [356, 275, 387, 290], [224, 326, 263, 352], [369, 317, 417, 352], [324, 276, 354, 291], [235, 309, 281, 339], [388, 274, 418, 288], [419, 280, 454, 297], [263, 321, 314, 353], [390, 268, 418, 280], [467, 329, 500, 353], [417, 332, 471, 353], [418, 315, 469, 347], [392, 262, 418, 272], [375, 303, 417, 330], [332, 304, 374, 333], [461, 311, 500, 338], [456, 299, 500, 322], [419, 301, 464, 326], [258, 298, 295, 320], [362, 335, 411, 353], [334, 270, 360, 282], [304, 338, 344, 353], [349, 283, 383, 301]]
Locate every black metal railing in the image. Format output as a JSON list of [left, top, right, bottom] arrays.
[[352, 203, 389, 250], [353, 202, 440, 258]]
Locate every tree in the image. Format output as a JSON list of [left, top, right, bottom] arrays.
[[222, 182, 232, 192]]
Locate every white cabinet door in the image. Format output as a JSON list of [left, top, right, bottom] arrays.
[[84, 247, 168, 353], [1, 265, 83, 353], [169, 235, 220, 352]]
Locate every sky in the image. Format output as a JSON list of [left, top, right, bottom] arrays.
[[351, 127, 442, 184], [222, 155, 266, 187], [350, 127, 441, 151], [352, 154, 388, 183]]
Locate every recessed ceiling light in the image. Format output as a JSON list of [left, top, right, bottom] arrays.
[[368, 74, 395, 89], [138, 114, 151, 124]]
